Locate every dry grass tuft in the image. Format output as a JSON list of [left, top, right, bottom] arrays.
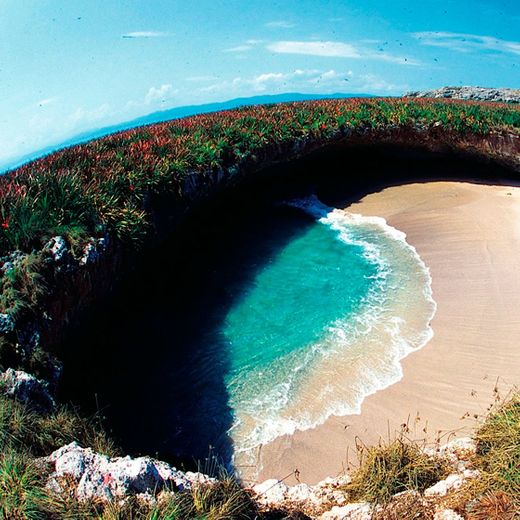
[[371, 491, 436, 520], [342, 437, 449, 505]]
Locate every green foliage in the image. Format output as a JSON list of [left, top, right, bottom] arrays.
[[0, 450, 47, 520], [0, 395, 117, 458], [0, 253, 48, 318], [472, 392, 520, 510], [343, 437, 449, 504], [0, 98, 517, 261]]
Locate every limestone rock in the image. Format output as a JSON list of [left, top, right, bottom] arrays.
[[424, 469, 479, 497], [434, 509, 464, 520], [319, 502, 372, 520], [80, 237, 106, 266], [45, 236, 69, 262], [0, 368, 55, 412], [1, 250, 26, 274], [406, 86, 520, 104], [253, 479, 289, 505], [287, 483, 316, 503], [46, 442, 214, 502], [0, 313, 15, 334]]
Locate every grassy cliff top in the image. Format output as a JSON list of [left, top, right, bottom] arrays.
[[0, 97, 519, 372], [1, 97, 519, 257]]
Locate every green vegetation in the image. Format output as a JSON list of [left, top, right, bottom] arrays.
[[0, 98, 518, 372], [460, 392, 520, 518], [42, 477, 259, 520], [0, 379, 518, 517], [0, 395, 116, 458], [342, 438, 449, 504], [0, 98, 519, 517], [0, 393, 261, 519], [342, 392, 520, 519]]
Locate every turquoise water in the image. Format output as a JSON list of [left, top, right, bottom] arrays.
[[224, 223, 376, 374], [219, 196, 436, 467]]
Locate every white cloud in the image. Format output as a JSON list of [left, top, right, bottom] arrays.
[[412, 31, 520, 56], [122, 31, 169, 39], [144, 84, 178, 104], [268, 40, 360, 58], [197, 67, 403, 97], [224, 45, 252, 53], [69, 103, 112, 124], [265, 20, 295, 29], [267, 40, 419, 65], [246, 39, 264, 45], [358, 73, 406, 92], [36, 97, 56, 108]]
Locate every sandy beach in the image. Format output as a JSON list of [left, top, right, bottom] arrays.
[[252, 180, 520, 486]]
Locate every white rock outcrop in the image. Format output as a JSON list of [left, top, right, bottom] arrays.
[[406, 86, 520, 104], [45, 442, 214, 502], [0, 368, 55, 412], [319, 502, 372, 520], [424, 469, 480, 497], [434, 509, 465, 520]]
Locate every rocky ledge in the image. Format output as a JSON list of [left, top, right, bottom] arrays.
[[43, 441, 214, 503], [252, 438, 479, 519], [0, 369, 483, 518], [39, 435, 479, 519], [406, 86, 520, 104]]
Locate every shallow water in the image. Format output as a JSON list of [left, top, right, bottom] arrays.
[[60, 191, 435, 473], [222, 196, 436, 471]]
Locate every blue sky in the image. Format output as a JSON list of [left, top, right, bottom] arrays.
[[1, 0, 518, 168]]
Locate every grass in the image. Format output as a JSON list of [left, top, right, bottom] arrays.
[[0, 394, 117, 458], [458, 392, 520, 518], [0, 98, 519, 516], [473, 392, 520, 499], [41, 477, 258, 520], [341, 392, 520, 517], [0, 450, 47, 520], [0, 387, 518, 518], [342, 437, 449, 504], [0, 98, 518, 372], [0, 394, 264, 519]]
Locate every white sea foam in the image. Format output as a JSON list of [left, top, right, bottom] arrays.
[[231, 195, 437, 473]]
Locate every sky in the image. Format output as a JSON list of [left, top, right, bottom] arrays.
[[0, 0, 519, 169]]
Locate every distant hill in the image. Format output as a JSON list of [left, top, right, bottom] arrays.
[[0, 92, 372, 174]]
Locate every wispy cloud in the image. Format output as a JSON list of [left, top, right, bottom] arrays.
[[144, 84, 178, 104], [268, 41, 360, 58], [224, 45, 252, 53], [197, 67, 405, 96], [412, 31, 520, 56], [122, 31, 169, 39], [35, 97, 56, 108], [267, 40, 419, 65], [265, 20, 295, 29]]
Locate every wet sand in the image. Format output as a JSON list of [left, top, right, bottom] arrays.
[[252, 181, 520, 485]]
